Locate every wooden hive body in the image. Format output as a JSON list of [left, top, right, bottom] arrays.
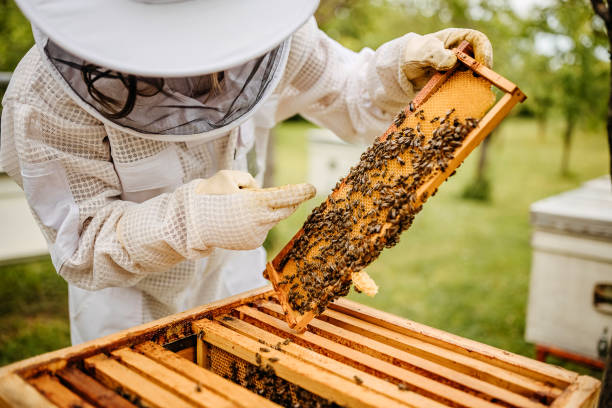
[[0, 286, 601, 408]]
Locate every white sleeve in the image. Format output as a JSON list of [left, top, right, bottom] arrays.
[[275, 17, 418, 144], [1, 99, 221, 291], [0, 50, 213, 291]]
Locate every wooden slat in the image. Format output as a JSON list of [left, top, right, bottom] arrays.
[[193, 318, 413, 408], [0, 285, 273, 380], [84, 353, 194, 408], [56, 365, 136, 408], [111, 348, 237, 408], [258, 302, 546, 408], [216, 315, 446, 408], [329, 298, 577, 388], [197, 332, 211, 370], [455, 50, 525, 98], [135, 341, 281, 408], [316, 306, 562, 401], [236, 305, 505, 408], [265, 263, 300, 328], [550, 376, 601, 408], [29, 374, 95, 408], [0, 373, 55, 408]]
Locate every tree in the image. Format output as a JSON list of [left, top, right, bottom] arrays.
[[590, 0, 612, 178], [534, 0, 608, 176], [0, 0, 33, 72]]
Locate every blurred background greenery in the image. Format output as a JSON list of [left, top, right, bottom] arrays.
[[0, 0, 609, 378]]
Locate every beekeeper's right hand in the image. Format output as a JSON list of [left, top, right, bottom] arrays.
[[401, 28, 493, 90], [117, 170, 316, 263], [190, 170, 316, 250]]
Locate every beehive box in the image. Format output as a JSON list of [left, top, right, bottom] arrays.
[[527, 176, 612, 361], [0, 286, 600, 408]]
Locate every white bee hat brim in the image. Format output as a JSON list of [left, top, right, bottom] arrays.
[[16, 0, 318, 77]]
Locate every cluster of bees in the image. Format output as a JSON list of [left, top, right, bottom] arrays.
[[222, 349, 337, 407], [277, 106, 479, 316]]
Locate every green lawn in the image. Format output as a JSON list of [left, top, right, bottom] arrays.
[[0, 258, 69, 365], [0, 117, 608, 378]]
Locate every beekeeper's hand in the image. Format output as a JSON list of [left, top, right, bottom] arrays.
[[117, 170, 316, 266], [190, 170, 316, 250], [401, 28, 493, 89]]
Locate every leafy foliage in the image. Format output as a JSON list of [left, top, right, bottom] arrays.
[[0, 0, 33, 72]]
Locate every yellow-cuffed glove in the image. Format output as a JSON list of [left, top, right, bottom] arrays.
[[191, 170, 316, 250], [401, 28, 493, 89], [117, 170, 316, 271]]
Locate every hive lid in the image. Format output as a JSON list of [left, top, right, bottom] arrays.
[[530, 176, 612, 238]]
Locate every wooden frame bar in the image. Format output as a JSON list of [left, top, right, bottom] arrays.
[[215, 314, 447, 408], [84, 353, 195, 408], [329, 299, 577, 388], [193, 319, 413, 408], [0, 373, 56, 408], [319, 308, 562, 399], [55, 365, 137, 408], [28, 374, 95, 408], [265, 42, 528, 332], [134, 341, 279, 408]]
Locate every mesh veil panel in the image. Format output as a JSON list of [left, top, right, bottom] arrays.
[[44, 39, 287, 136]]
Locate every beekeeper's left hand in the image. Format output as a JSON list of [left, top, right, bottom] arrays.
[[401, 28, 493, 89]]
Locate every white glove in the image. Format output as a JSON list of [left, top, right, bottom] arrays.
[[402, 28, 493, 89], [117, 170, 316, 270], [191, 170, 316, 250]]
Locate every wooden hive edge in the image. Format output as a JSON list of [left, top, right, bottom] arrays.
[[550, 376, 601, 408], [0, 373, 55, 408], [0, 285, 273, 379], [329, 298, 586, 389]]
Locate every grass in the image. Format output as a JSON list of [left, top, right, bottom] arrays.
[[0, 258, 69, 365], [0, 117, 607, 379]]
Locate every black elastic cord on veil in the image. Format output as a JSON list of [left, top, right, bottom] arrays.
[[45, 39, 286, 136]]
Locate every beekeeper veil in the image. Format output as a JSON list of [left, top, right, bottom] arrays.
[[18, 0, 319, 141]]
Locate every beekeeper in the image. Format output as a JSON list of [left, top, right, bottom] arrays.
[[1, 0, 493, 345]]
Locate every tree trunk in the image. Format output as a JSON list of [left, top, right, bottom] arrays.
[[476, 133, 492, 181], [461, 134, 492, 201], [561, 116, 575, 176], [608, 50, 612, 180], [588, 0, 612, 181]]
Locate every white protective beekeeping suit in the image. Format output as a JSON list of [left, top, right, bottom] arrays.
[[1, 1, 492, 344]]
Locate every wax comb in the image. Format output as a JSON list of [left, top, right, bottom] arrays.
[[264, 41, 526, 332]]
